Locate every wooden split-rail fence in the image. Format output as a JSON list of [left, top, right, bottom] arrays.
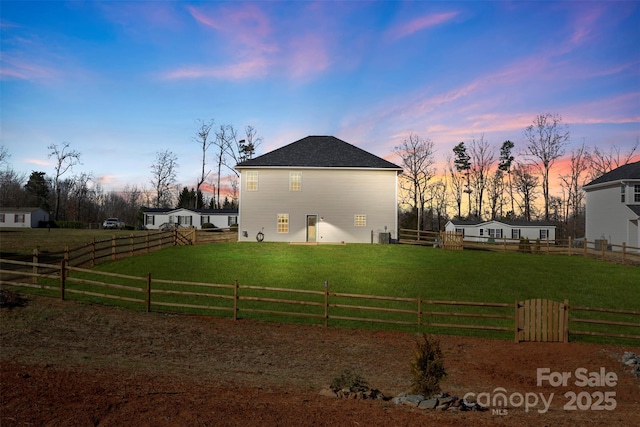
[[1, 258, 638, 343]]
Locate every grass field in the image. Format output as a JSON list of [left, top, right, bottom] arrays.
[[2, 230, 639, 343]]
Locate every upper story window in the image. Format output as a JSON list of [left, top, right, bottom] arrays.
[[355, 215, 366, 227], [621, 184, 626, 203], [635, 184, 640, 203], [289, 172, 302, 191], [246, 171, 258, 191]]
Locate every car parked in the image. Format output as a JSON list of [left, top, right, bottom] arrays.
[[103, 218, 125, 229]]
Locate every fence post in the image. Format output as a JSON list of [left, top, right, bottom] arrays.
[[322, 280, 329, 327], [546, 237, 549, 254], [146, 231, 150, 254], [146, 272, 151, 313], [64, 246, 70, 273], [112, 235, 117, 261], [563, 299, 569, 343], [503, 237, 507, 252], [233, 279, 238, 321], [514, 300, 520, 343], [417, 294, 422, 326], [622, 242, 626, 265], [60, 259, 66, 300], [568, 237, 572, 256], [32, 248, 38, 286], [130, 234, 134, 257], [91, 238, 96, 267], [583, 239, 588, 257], [601, 240, 606, 259]]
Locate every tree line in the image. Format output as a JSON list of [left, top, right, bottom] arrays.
[[0, 120, 260, 228], [395, 113, 639, 239]]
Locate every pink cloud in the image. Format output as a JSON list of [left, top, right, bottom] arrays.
[[162, 57, 270, 80], [287, 34, 331, 79], [386, 11, 460, 41], [187, 4, 277, 54], [0, 53, 60, 82]]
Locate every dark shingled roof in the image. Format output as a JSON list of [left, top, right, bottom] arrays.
[[235, 136, 402, 170], [584, 161, 640, 187], [627, 205, 640, 216]]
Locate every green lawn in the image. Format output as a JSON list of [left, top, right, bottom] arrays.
[[94, 242, 638, 311], [7, 241, 639, 343]]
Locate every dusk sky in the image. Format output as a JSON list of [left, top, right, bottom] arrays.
[[1, 1, 639, 196]]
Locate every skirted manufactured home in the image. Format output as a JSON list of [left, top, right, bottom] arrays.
[[235, 136, 403, 243], [445, 219, 556, 243], [583, 160, 640, 249], [143, 208, 238, 230], [0, 207, 50, 228]]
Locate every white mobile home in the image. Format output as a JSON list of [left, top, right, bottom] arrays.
[[143, 208, 238, 230], [445, 219, 556, 243], [0, 207, 49, 228], [235, 136, 403, 243]]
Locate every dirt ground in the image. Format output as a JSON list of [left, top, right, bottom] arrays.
[[1, 293, 639, 426]]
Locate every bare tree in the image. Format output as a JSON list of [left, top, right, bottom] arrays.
[[446, 155, 464, 219], [513, 162, 539, 222], [524, 113, 569, 221], [194, 119, 215, 209], [150, 150, 178, 208], [486, 169, 504, 220], [559, 143, 590, 238], [394, 134, 436, 231], [469, 135, 495, 220], [48, 142, 82, 220], [588, 138, 639, 180], [0, 145, 9, 166]]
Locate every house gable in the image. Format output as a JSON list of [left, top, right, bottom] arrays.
[[236, 136, 402, 170]]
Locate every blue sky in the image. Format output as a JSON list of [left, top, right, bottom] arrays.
[[1, 1, 639, 195]]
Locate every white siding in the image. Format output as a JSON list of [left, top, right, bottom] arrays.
[[238, 168, 398, 243], [585, 183, 640, 247], [445, 220, 556, 242]]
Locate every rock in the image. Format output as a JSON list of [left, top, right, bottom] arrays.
[[319, 387, 337, 398], [418, 398, 438, 409]]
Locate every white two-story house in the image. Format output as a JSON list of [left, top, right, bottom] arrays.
[[235, 136, 403, 243], [583, 160, 640, 249]]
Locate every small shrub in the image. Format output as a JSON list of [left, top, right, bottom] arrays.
[[0, 289, 28, 309], [534, 238, 541, 252], [410, 333, 446, 396], [330, 369, 369, 393], [201, 223, 216, 229]]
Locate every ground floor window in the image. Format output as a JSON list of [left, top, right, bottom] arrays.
[[355, 214, 366, 227], [228, 216, 237, 226], [0, 213, 4, 223], [146, 215, 155, 225], [540, 229, 548, 239], [14, 214, 25, 223], [511, 229, 520, 239], [277, 214, 289, 233], [488, 228, 502, 238], [455, 228, 464, 237]]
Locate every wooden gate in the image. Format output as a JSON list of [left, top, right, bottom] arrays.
[[176, 228, 195, 246], [516, 299, 568, 343], [440, 231, 463, 250]]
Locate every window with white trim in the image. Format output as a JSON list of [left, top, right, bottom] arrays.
[[621, 184, 626, 203], [289, 172, 302, 191], [540, 229, 548, 239], [246, 171, 258, 191], [228, 216, 237, 226], [512, 229, 520, 239], [277, 214, 289, 233], [488, 228, 502, 238], [635, 184, 640, 203], [354, 215, 366, 227], [479, 229, 484, 236], [455, 228, 464, 237], [146, 214, 155, 225], [14, 214, 25, 223]]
